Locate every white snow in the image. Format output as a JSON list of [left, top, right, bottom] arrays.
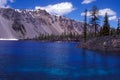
[[15, 9, 22, 13], [0, 38, 18, 41], [0, 8, 88, 40]]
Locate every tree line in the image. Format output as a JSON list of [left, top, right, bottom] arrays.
[[30, 5, 120, 41], [32, 32, 82, 41], [83, 5, 120, 42]]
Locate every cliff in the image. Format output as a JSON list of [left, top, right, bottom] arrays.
[[0, 8, 95, 40]]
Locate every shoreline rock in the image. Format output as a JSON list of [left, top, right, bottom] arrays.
[[78, 36, 120, 52]]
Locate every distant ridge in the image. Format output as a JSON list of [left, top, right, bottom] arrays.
[[0, 8, 95, 40]]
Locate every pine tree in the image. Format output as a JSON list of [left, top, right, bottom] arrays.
[[116, 18, 120, 35], [117, 27, 120, 35], [99, 27, 103, 36], [110, 28, 116, 36], [83, 9, 87, 42], [102, 13, 110, 36], [90, 5, 99, 37]]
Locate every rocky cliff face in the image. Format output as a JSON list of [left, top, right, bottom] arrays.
[[0, 8, 94, 39]]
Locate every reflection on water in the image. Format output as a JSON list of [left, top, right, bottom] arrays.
[[0, 41, 120, 80]]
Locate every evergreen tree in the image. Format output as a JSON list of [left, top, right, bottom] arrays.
[[83, 9, 87, 42], [99, 27, 103, 36], [117, 27, 120, 35], [102, 13, 110, 36], [116, 18, 120, 35], [110, 28, 116, 36], [90, 5, 99, 37]]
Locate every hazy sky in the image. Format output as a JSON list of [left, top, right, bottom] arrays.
[[0, 0, 119, 27]]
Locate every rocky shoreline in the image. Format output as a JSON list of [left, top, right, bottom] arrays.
[[78, 36, 120, 52]]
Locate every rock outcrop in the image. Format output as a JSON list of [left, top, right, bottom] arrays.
[[0, 8, 95, 39], [79, 36, 120, 52]]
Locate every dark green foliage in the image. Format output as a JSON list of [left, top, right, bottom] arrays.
[[116, 27, 120, 35], [34, 32, 82, 41], [110, 28, 116, 36], [83, 9, 87, 42], [101, 13, 110, 36], [116, 19, 120, 35], [90, 5, 99, 37], [99, 27, 103, 36], [60, 32, 81, 41]]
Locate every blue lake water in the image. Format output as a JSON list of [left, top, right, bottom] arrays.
[[0, 41, 120, 80]]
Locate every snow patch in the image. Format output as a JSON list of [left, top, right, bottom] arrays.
[[0, 38, 18, 41]]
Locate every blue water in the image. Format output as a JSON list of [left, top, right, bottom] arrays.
[[0, 41, 120, 80]]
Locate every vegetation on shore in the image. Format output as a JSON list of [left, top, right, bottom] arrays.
[[80, 5, 120, 52], [29, 32, 82, 42], [24, 5, 120, 49], [79, 35, 120, 52]]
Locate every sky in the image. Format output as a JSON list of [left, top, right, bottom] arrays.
[[0, 0, 119, 28]]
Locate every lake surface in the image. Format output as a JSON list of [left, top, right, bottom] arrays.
[[0, 41, 120, 80]]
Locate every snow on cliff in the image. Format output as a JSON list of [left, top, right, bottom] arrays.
[[0, 8, 94, 39]]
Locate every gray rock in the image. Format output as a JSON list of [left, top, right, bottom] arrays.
[[0, 8, 96, 39], [79, 36, 120, 52]]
